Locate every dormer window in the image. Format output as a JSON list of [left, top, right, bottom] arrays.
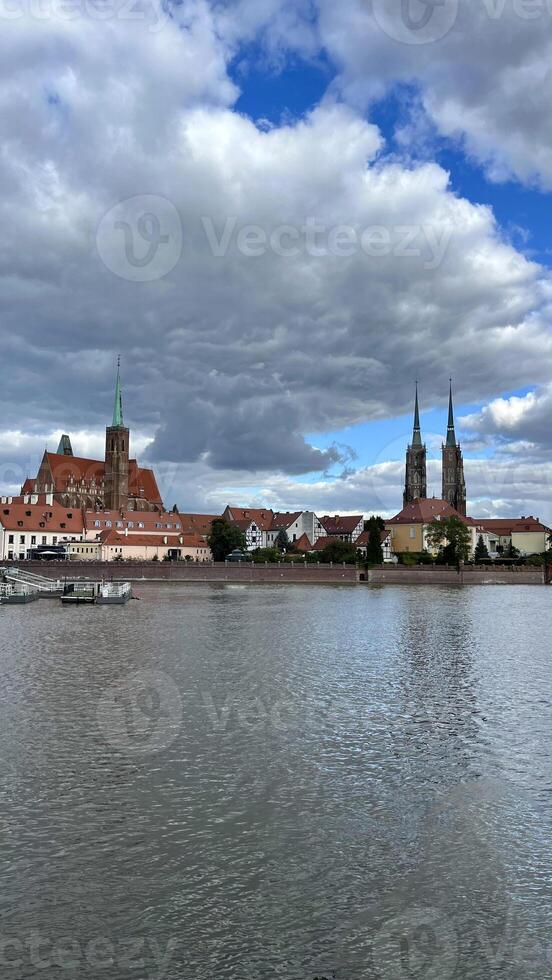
[[26, 510, 31, 517]]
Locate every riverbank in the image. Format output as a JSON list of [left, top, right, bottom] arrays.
[[2, 560, 547, 585]]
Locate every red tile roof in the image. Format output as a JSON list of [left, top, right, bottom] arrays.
[[387, 498, 474, 526], [478, 517, 550, 534], [128, 460, 163, 505], [355, 529, 391, 546], [178, 513, 219, 536], [293, 533, 313, 552], [223, 506, 274, 530], [28, 452, 162, 506], [320, 515, 363, 535], [0, 502, 84, 533], [270, 512, 302, 530]]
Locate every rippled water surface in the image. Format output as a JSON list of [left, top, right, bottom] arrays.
[[1, 583, 552, 979]]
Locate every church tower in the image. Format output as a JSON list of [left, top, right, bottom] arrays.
[[404, 383, 427, 506], [442, 382, 466, 515], [104, 359, 129, 511]]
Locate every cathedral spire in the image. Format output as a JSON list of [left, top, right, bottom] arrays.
[[412, 381, 422, 448], [403, 382, 427, 506], [446, 379, 456, 448], [112, 356, 124, 428]]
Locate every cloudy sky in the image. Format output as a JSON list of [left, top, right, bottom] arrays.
[[2, 0, 552, 520]]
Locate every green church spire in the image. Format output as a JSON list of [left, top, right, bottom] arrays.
[[112, 356, 124, 428], [412, 382, 422, 448], [446, 380, 457, 448]]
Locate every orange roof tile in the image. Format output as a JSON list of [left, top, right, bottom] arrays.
[[320, 515, 363, 535], [223, 506, 274, 530], [387, 498, 474, 526], [0, 502, 84, 534]]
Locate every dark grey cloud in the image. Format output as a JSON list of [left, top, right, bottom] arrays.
[[0, 4, 551, 497]]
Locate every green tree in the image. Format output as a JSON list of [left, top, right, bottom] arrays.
[[365, 517, 384, 564], [319, 539, 358, 565], [274, 529, 289, 552], [364, 515, 385, 532], [207, 518, 247, 562], [251, 547, 281, 563], [474, 534, 490, 563], [426, 516, 472, 566], [505, 541, 520, 559]]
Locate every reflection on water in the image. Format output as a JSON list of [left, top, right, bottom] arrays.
[[1, 584, 551, 979]]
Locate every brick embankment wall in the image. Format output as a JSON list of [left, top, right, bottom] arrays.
[[4, 560, 359, 585], [368, 565, 545, 586], [463, 566, 544, 585], [368, 566, 460, 585]]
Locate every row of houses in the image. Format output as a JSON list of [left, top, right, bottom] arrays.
[[0, 492, 548, 562], [386, 498, 550, 559], [0, 496, 367, 562]]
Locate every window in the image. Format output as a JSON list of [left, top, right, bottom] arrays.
[[138, 522, 144, 528], [42, 536, 47, 545], [20, 535, 25, 544], [116, 521, 123, 528], [410, 528, 417, 539], [8, 535, 14, 544], [31, 536, 36, 545], [128, 522, 134, 528], [106, 521, 112, 528]]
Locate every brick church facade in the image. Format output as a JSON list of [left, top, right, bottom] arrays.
[[21, 363, 163, 513]]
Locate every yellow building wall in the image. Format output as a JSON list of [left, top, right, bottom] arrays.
[[386, 524, 424, 553], [512, 531, 547, 555], [69, 543, 101, 560]]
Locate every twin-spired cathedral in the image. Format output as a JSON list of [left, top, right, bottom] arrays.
[[403, 383, 467, 515], [21, 364, 163, 512]]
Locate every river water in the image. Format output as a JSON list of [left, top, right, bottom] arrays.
[[1, 583, 551, 979]]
